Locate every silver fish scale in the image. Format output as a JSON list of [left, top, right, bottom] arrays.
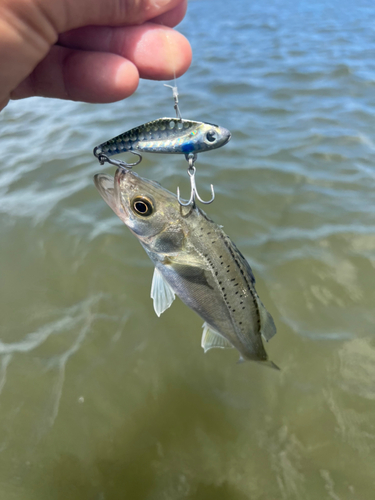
[[144, 206, 268, 361], [187, 212, 268, 360]]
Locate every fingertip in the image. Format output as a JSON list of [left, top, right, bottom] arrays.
[[58, 23, 192, 83], [114, 59, 139, 97], [165, 29, 192, 79], [134, 27, 192, 80]]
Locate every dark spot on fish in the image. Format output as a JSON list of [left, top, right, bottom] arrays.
[[230, 278, 235, 281], [153, 232, 183, 253], [227, 265, 230, 268], [240, 301, 243, 304], [215, 272, 218, 276], [234, 283, 239, 287], [219, 255, 222, 258], [221, 262, 223, 265], [221, 287, 225, 291], [233, 309, 236, 312], [239, 322, 242, 325], [226, 270, 230, 273], [235, 291, 239, 295], [242, 307, 245, 310], [219, 281, 222, 284], [207, 232, 211, 235]]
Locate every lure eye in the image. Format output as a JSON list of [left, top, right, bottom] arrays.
[[205, 130, 217, 143], [132, 196, 154, 216]]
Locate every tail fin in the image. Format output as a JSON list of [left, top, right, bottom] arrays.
[[237, 356, 280, 371], [259, 359, 280, 371]]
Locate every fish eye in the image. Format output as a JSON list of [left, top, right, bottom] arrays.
[[205, 130, 217, 143], [132, 196, 154, 216]]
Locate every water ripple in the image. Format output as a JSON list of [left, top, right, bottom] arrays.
[[1, 0, 375, 497]]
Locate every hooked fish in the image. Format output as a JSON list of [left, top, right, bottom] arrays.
[[94, 168, 277, 368], [94, 118, 231, 158]]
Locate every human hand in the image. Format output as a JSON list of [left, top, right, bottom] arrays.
[[0, 0, 192, 111]]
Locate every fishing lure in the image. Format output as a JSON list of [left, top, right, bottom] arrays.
[[93, 84, 232, 208], [93, 117, 231, 159]]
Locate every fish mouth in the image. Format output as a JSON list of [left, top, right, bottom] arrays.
[[114, 166, 128, 185], [114, 165, 141, 190], [114, 167, 144, 216], [94, 168, 136, 217]]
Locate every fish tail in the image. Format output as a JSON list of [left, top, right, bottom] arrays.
[[237, 356, 280, 371], [260, 360, 281, 371]]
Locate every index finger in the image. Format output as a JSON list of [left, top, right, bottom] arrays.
[[58, 23, 192, 80]]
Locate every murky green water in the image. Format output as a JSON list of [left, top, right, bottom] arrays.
[[1, 0, 375, 498]]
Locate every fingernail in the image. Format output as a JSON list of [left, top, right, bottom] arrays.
[[149, 0, 173, 10]]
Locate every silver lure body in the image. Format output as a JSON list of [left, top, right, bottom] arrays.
[[94, 118, 231, 157], [94, 168, 277, 366]]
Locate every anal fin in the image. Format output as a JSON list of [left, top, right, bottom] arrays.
[[201, 323, 234, 353], [151, 267, 176, 317]]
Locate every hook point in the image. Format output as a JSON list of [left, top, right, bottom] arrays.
[[177, 160, 215, 207]]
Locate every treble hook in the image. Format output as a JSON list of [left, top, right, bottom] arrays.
[[164, 84, 182, 120], [177, 153, 215, 207], [93, 147, 142, 169]]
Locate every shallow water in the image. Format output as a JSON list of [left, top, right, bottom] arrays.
[[1, 0, 375, 498]]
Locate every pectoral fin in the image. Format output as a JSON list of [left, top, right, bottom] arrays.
[[201, 323, 234, 353], [168, 254, 210, 270], [151, 267, 176, 317]]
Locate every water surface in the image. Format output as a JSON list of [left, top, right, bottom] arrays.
[[1, 0, 375, 498]]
